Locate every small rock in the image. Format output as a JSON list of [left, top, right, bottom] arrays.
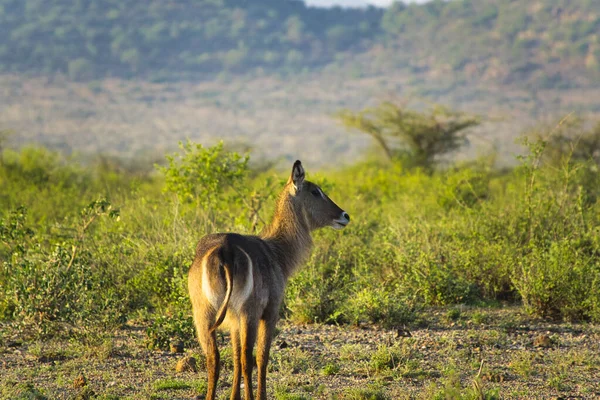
[[73, 374, 87, 388], [170, 341, 184, 353], [176, 356, 197, 373], [396, 328, 412, 338], [533, 334, 552, 348], [38, 354, 66, 364]]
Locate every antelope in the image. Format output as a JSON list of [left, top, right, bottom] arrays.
[[188, 160, 350, 400]]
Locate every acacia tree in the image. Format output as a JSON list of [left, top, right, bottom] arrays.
[[336, 102, 480, 171]]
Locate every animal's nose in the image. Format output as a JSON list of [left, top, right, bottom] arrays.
[[342, 212, 350, 221]]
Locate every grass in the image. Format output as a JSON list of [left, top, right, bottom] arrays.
[[339, 386, 388, 400], [152, 378, 192, 391], [508, 351, 536, 379], [1, 309, 599, 399], [272, 348, 314, 375], [321, 363, 340, 376], [2, 124, 600, 398]]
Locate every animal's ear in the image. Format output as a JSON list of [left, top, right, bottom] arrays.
[[288, 160, 305, 193]]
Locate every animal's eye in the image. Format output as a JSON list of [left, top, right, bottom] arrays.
[[311, 189, 321, 198]]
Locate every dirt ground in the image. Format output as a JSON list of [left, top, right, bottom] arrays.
[[1, 306, 599, 399]]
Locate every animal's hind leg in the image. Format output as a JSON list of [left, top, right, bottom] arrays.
[[193, 303, 220, 400], [229, 323, 242, 400], [240, 314, 258, 400], [256, 318, 276, 400]]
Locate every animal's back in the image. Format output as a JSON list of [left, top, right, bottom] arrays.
[[192, 232, 273, 270]]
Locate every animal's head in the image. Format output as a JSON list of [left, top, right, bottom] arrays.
[[286, 160, 350, 230]]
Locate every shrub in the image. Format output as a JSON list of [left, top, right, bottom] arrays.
[[1, 201, 123, 334], [512, 239, 600, 321], [157, 140, 249, 211], [343, 284, 416, 328], [285, 249, 350, 324], [145, 312, 195, 351]]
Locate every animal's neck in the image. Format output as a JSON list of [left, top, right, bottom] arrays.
[[260, 191, 313, 279]]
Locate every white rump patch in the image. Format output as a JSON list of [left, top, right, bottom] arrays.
[[201, 247, 221, 309], [230, 247, 254, 311]]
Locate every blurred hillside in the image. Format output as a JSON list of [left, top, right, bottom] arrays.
[[0, 0, 382, 80], [1, 0, 598, 85], [1, 0, 599, 165]]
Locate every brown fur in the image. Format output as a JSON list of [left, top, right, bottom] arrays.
[[188, 160, 350, 400]]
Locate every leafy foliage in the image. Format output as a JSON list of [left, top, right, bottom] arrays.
[[1, 200, 123, 334], [156, 140, 276, 231], [336, 102, 479, 170], [157, 140, 249, 209], [145, 312, 195, 351], [2, 118, 600, 341]]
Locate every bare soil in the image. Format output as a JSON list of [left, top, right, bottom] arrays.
[[1, 306, 599, 399]]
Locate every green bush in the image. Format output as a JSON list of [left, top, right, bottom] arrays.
[[513, 239, 600, 321], [344, 285, 415, 328], [1, 201, 124, 334], [145, 312, 195, 351], [285, 248, 350, 324], [157, 140, 249, 211], [3, 122, 600, 338]]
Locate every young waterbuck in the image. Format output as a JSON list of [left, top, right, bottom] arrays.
[[188, 160, 350, 400]]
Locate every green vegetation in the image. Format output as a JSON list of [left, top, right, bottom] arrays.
[[152, 378, 191, 391], [2, 111, 600, 342], [1, 103, 600, 396], [0, 0, 598, 88]]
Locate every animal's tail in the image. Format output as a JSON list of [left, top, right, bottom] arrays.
[[209, 246, 234, 333]]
